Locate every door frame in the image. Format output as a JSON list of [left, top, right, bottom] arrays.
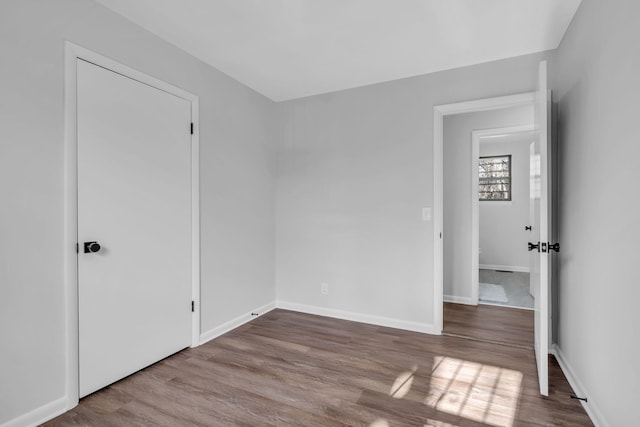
[[433, 92, 535, 333], [471, 124, 535, 304], [63, 42, 200, 408]]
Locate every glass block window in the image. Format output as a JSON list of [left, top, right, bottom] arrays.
[[479, 155, 512, 201]]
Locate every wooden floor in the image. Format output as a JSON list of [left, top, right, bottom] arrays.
[[45, 309, 592, 426], [443, 303, 535, 349]]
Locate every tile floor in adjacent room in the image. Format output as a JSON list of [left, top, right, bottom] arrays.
[[479, 269, 533, 309]]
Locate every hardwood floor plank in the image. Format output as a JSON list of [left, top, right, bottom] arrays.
[[444, 302, 535, 348], [44, 309, 592, 426]]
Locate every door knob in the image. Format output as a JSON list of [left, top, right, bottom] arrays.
[[528, 242, 540, 252], [84, 241, 101, 253]]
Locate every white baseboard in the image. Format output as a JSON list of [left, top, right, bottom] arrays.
[[444, 295, 476, 305], [199, 301, 276, 345], [276, 300, 436, 335], [480, 264, 530, 273], [1, 396, 68, 427], [550, 344, 608, 427]]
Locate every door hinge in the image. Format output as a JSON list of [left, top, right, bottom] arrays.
[[190, 122, 194, 135], [191, 301, 195, 312], [76, 243, 79, 253]]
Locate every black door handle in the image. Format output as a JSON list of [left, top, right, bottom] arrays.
[[84, 241, 101, 253], [528, 242, 540, 252], [525, 225, 532, 231]]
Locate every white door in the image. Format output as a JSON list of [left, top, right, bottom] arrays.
[[77, 59, 192, 397], [529, 142, 538, 299], [529, 60, 552, 396]]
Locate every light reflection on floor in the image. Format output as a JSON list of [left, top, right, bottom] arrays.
[[389, 365, 417, 399], [372, 356, 523, 427], [428, 356, 523, 426]]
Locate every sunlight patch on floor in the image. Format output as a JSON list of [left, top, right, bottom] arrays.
[[425, 356, 523, 427]]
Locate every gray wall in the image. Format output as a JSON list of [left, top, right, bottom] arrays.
[[276, 52, 551, 327], [443, 107, 533, 300], [555, 0, 640, 425], [479, 134, 533, 270], [0, 0, 276, 424], [7, 0, 634, 425]]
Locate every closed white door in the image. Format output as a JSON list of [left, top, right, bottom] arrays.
[[77, 59, 192, 397], [529, 60, 552, 396]]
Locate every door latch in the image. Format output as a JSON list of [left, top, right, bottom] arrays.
[[548, 242, 560, 252], [528, 241, 560, 253]]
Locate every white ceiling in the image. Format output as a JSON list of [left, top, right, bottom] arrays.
[[95, 0, 582, 102]]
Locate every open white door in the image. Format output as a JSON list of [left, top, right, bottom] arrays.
[[529, 60, 552, 396]]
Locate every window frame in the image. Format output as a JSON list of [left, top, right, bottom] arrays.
[[478, 154, 512, 202]]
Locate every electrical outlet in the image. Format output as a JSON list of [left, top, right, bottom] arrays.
[[321, 283, 329, 295]]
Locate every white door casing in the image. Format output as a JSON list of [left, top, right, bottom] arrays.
[[64, 43, 200, 405]]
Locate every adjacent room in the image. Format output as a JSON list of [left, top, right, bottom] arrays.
[[442, 104, 538, 348], [1, 1, 638, 426], [477, 130, 536, 310]]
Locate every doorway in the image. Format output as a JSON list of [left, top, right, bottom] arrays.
[[434, 60, 553, 397], [475, 127, 536, 310], [64, 43, 200, 404], [440, 103, 535, 348]]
